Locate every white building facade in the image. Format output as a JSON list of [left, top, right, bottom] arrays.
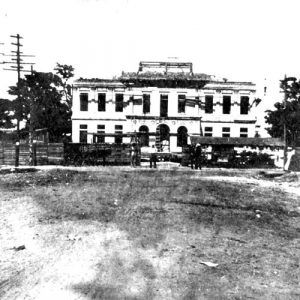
[[72, 62, 259, 152]]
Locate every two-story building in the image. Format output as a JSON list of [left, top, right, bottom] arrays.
[[72, 61, 260, 152]]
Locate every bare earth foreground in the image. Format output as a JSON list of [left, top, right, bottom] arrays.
[[0, 165, 299, 300]]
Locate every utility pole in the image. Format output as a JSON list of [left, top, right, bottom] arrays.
[[283, 75, 288, 171], [2, 34, 35, 166]]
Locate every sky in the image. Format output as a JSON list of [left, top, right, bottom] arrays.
[[1, 0, 300, 107]]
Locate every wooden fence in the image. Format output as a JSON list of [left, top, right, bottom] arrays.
[[64, 143, 138, 166], [0, 142, 64, 166], [0, 142, 138, 166]]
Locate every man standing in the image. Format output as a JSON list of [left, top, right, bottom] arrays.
[[150, 145, 157, 168], [130, 142, 137, 167], [190, 145, 195, 169], [195, 143, 202, 170]]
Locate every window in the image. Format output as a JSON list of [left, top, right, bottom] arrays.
[[178, 95, 186, 113], [240, 96, 249, 115], [97, 125, 105, 143], [98, 93, 106, 111], [205, 95, 213, 114], [160, 94, 168, 117], [222, 127, 230, 137], [80, 93, 88, 111], [115, 94, 124, 112], [204, 127, 213, 137], [240, 127, 248, 138], [115, 125, 123, 144], [139, 125, 149, 146], [143, 94, 150, 114], [223, 96, 231, 114], [79, 124, 88, 143], [177, 126, 188, 147]]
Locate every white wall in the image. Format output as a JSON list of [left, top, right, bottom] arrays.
[[72, 81, 258, 152]]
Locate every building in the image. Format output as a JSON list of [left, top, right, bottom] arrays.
[[72, 61, 261, 153]]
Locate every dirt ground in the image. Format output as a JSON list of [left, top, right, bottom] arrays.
[[0, 165, 299, 300]]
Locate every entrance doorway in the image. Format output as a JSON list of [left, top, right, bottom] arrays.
[[139, 125, 149, 147], [156, 124, 170, 151]]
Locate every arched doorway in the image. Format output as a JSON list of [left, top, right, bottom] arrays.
[[139, 125, 149, 147], [177, 126, 188, 147], [156, 124, 170, 151]]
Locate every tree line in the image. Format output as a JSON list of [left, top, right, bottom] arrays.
[[265, 77, 300, 146], [0, 63, 74, 142]]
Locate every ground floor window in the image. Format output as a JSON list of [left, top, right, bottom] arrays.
[[222, 127, 230, 137], [139, 125, 149, 147], [115, 125, 123, 144], [97, 125, 105, 143], [240, 127, 248, 138], [79, 124, 88, 143], [177, 126, 188, 147], [204, 126, 213, 137]]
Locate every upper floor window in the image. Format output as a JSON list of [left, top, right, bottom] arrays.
[[223, 96, 231, 114], [80, 93, 88, 111], [178, 95, 186, 113], [98, 93, 106, 111], [115, 94, 124, 112], [222, 127, 230, 137], [205, 95, 213, 114], [204, 127, 213, 137], [160, 94, 168, 117], [240, 96, 249, 115], [143, 94, 151, 114]]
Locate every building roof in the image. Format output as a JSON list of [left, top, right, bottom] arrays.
[[74, 78, 125, 89], [73, 61, 256, 90]]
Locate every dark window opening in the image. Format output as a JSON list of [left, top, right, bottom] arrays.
[[178, 95, 186, 113], [222, 127, 230, 137], [80, 93, 88, 111], [177, 126, 188, 147], [143, 94, 150, 114], [115, 125, 123, 144], [205, 95, 213, 114], [139, 125, 149, 146], [97, 124, 105, 143], [115, 94, 124, 112], [204, 126, 213, 137], [223, 96, 231, 114], [79, 124, 88, 143], [160, 94, 168, 117], [98, 93, 106, 111], [240, 127, 248, 138], [240, 96, 249, 115]]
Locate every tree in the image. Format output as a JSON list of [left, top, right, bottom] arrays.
[[0, 98, 13, 128], [265, 77, 300, 146], [54, 63, 74, 108], [8, 65, 74, 142]]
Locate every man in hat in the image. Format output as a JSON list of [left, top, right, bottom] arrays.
[[195, 143, 202, 170], [190, 144, 195, 169], [149, 145, 157, 168]]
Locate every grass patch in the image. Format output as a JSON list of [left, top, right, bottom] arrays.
[[0, 168, 299, 299]]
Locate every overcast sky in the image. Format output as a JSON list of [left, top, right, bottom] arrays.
[[1, 0, 300, 104]]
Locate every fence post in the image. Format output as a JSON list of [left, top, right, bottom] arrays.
[[15, 142, 19, 167], [33, 141, 37, 166]]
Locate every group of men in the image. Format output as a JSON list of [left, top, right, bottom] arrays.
[[131, 143, 157, 168], [190, 143, 202, 170], [131, 142, 202, 169]]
